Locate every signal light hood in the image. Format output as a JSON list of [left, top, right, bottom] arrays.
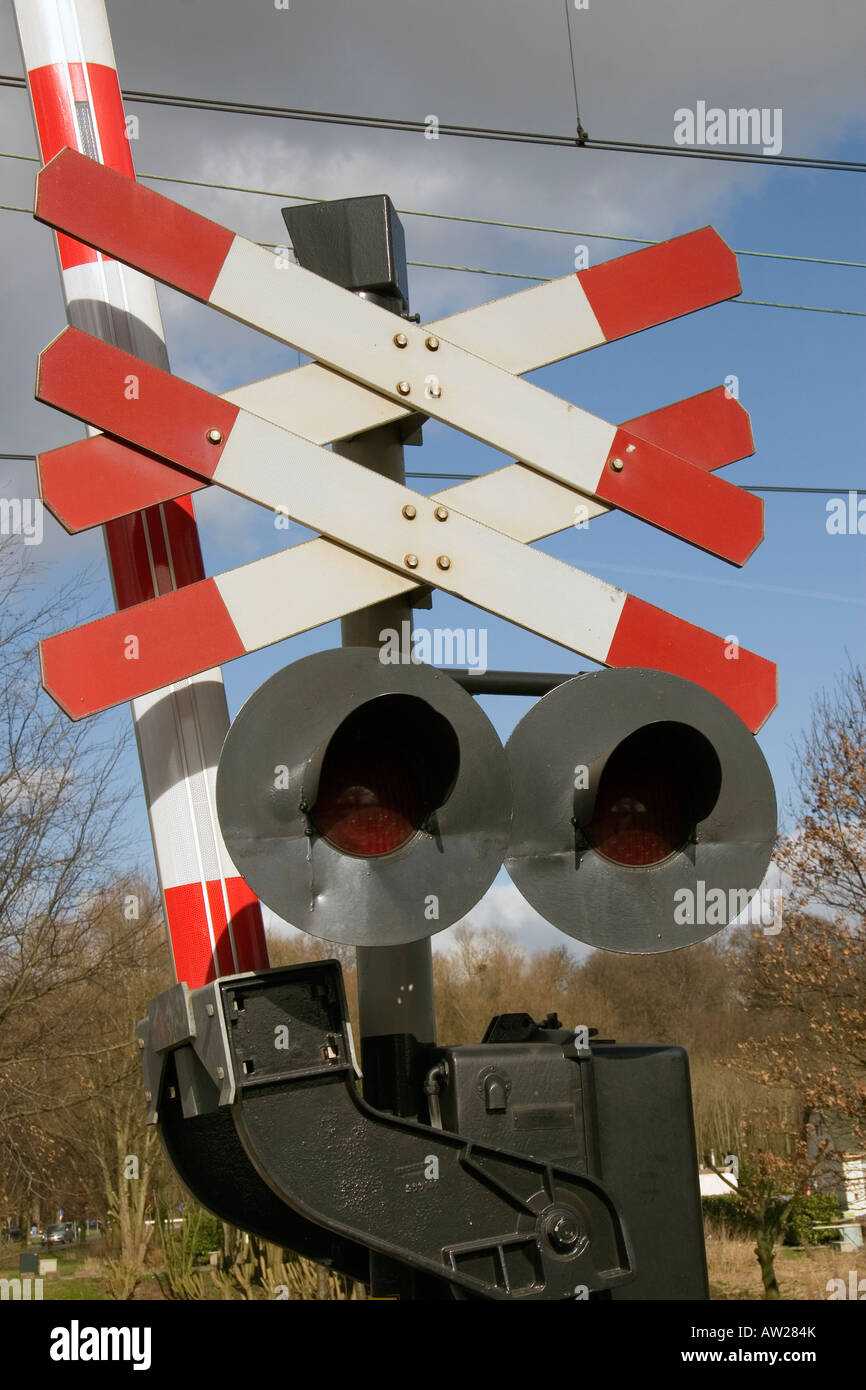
[[216, 648, 511, 947], [504, 668, 777, 954]]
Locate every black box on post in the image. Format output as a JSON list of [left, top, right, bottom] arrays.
[[432, 1034, 708, 1300]]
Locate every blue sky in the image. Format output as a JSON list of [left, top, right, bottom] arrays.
[[1, 0, 864, 953]]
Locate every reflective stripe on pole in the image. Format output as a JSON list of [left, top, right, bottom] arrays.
[[14, 0, 267, 985]]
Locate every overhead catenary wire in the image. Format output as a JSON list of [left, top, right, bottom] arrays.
[[562, 0, 589, 145], [0, 454, 858, 495], [0, 73, 863, 173], [3, 150, 864, 272], [403, 259, 866, 314], [0, 197, 860, 317]]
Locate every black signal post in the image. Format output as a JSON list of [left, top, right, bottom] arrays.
[[284, 195, 441, 1296]]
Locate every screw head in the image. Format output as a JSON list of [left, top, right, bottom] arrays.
[[402, 503, 417, 520], [433, 505, 449, 522], [404, 553, 420, 569], [205, 1003, 215, 1017], [393, 332, 409, 348], [396, 380, 412, 396], [216, 1066, 225, 1080], [608, 457, 624, 472], [436, 555, 452, 571], [206, 428, 223, 445], [543, 1208, 586, 1254], [550, 1216, 580, 1250], [425, 335, 440, 351]]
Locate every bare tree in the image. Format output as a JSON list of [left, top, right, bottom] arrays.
[[735, 665, 866, 1148], [776, 663, 866, 923], [0, 536, 164, 1227]]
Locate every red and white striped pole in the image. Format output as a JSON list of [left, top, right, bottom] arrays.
[[13, 0, 268, 985]]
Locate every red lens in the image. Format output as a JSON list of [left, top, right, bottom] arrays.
[[311, 695, 459, 858], [583, 722, 721, 867]]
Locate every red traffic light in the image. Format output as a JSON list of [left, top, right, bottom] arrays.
[[505, 669, 776, 954], [311, 695, 459, 857], [583, 722, 722, 868], [216, 649, 510, 947]]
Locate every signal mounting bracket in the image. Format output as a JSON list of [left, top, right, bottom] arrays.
[[139, 960, 634, 1300]]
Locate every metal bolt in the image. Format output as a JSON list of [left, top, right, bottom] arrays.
[[433, 505, 449, 522], [393, 332, 408, 348], [144, 1090, 152, 1102], [137, 1037, 145, 1049], [206, 428, 223, 445], [436, 555, 452, 571], [396, 380, 412, 396], [205, 1003, 215, 1017], [608, 457, 624, 472], [321, 1044, 339, 1062], [404, 553, 420, 569], [402, 503, 417, 520], [543, 1209, 585, 1254], [426, 381, 442, 399], [216, 1066, 225, 1080], [549, 1215, 581, 1251], [425, 335, 440, 351]]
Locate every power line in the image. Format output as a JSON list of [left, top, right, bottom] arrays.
[[562, 0, 589, 145], [408, 259, 866, 314], [3, 150, 865, 271], [733, 298, 864, 318], [2, 190, 860, 315], [0, 73, 863, 173], [1, 192, 860, 315], [0, 454, 858, 495], [406, 257, 547, 282]]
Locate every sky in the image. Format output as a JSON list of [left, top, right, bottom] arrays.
[[0, 0, 864, 957]]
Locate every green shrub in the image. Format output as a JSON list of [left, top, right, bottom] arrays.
[[784, 1193, 841, 1247], [702, 1191, 841, 1246], [702, 1194, 751, 1237], [188, 1209, 223, 1263]]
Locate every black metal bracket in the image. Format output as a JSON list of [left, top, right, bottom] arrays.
[[140, 961, 634, 1300]]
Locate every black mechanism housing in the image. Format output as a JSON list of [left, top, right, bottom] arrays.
[[140, 960, 708, 1300], [430, 1020, 708, 1300]]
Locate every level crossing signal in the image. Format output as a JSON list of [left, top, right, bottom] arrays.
[[28, 144, 781, 1300]]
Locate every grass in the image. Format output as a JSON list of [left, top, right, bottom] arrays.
[[4, 1234, 863, 1300], [42, 1276, 108, 1301], [706, 1232, 866, 1300]]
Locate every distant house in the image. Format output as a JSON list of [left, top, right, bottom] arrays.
[[699, 1152, 738, 1197], [807, 1109, 866, 1218]]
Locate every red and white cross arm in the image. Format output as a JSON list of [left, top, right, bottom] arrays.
[[36, 329, 778, 732], [14, 0, 267, 987], [34, 149, 762, 567], [225, 226, 745, 433], [40, 384, 753, 537]]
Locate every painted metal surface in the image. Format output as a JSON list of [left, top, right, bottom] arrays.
[[35, 150, 761, 564], [35, 328, 777, 730], [14, 0, 267, 986], [505, 667, 778, 952], [215, 649, 512, 946], [40, 384, 753, 536]]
